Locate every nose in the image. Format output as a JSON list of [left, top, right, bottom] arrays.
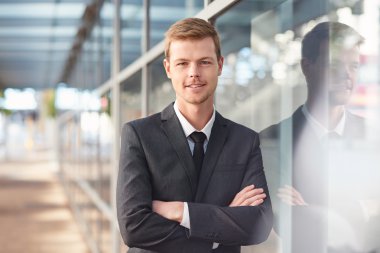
[[188, 63, 200, 78], [341, 64, 356, 82]]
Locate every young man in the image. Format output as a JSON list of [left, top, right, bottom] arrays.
[[117, 18, 272, 253], [260, 22, 369, 253]]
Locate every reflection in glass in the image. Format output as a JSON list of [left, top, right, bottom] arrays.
[[215, 1, 380, 253], [149, 0, 203, 49], [98, 92, 113, 206], [121, 0, 143, 69], [99, 0, 113, 83], [121, 70, 142, 124], [215, 0, 298, 132], [148, 54, 175, 114]]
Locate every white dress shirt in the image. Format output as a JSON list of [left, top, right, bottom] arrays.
[[302, 105, 346, 139]]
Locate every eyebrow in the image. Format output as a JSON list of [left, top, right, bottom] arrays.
[[173, 57, 215, 62]]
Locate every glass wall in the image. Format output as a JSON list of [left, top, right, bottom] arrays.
[[148, 54, 175, 114], [58, 0, 380, 253], [121, 0, 143, 69], [216, 1, 380, 253], [216, 0, 292, 131], [99, 0, 113, 84], [149, 0, 203, 49], [120, 70, 142, 124]]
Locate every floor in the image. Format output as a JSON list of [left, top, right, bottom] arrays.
[[0, 150, 90, 253]]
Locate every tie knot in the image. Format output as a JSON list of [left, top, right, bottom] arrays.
[[190, 131, 207, 143]]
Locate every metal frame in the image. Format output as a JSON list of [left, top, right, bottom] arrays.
[[110, 0, 121, 252]]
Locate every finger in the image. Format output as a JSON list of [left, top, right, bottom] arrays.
[[232, 185, 256, 205], [230, 185, 262, 207], [234, 189, 264, 206], [242, 193, 266, 206], [250, 198, 264, 206], [277, 193, 296, 206], [277, 192, 304, 206], [282, 185, 303, 199], [283, 185, 301, 196], [230, 197, 243, 207], [241, 188, 264, 199], [278, 187, 294, 194], [230, 193, 247, 207], [278, 187, 307, 205], [235, 185, 255, 198], [278, 188, 298, 198]]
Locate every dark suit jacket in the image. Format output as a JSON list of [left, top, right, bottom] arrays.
[[260, 105, 366, 253], [117, 103, 273, 253]]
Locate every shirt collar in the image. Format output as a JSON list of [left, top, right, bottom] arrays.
[[173, 101, 215, 140], [302, 105, 346, 139]]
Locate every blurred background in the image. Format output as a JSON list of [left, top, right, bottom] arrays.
[[0, 0, 379, 252]]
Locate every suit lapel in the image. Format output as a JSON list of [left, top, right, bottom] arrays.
[[195, 112, 228, 202], [160, 104, 198, 197]]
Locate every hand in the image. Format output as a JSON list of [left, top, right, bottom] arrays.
[[229, 185, 266, 207], [277, 185, 308, 206], [152, 200, 184, 223]]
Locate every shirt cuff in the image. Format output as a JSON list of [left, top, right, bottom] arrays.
[[212, 243, 220, 249], [180, 202, 190, 229], [180, 203, 219, 249]]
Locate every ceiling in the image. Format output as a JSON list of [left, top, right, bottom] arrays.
[[0, 0, 92, 90], [0, 0, 291, 91]]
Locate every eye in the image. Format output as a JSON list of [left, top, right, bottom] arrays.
[[176, 62, 187, 66], [350, 63, 359, 71], [200, 60, 211, 65]]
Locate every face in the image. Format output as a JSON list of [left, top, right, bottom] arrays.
[[303, 40, 360, 106], [163, 37, 223, 108]]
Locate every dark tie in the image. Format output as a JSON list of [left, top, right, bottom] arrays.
[[189, 132, 207, 176]]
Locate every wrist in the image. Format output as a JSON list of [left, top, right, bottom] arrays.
[[174, 202, 184, 223]]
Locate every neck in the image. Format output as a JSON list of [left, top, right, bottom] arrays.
[[305, 99, 345, 130], [177, 100, 214, 130]]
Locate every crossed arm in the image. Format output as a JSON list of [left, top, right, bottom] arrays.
[[117, 123, 273, 251], [152, 184, 267, 222]]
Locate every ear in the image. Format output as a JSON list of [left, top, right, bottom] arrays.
[[163, 58, 172, 79], [217, 56, 224, 76]]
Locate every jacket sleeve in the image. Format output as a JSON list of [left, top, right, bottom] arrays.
[[187, 134, 273, 246], [116, 123, 212, 252]]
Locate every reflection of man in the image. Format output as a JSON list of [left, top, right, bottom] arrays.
[[260, 22, 370, 253], [117, 18, 273, 253]]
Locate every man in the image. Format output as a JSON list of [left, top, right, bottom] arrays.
[[117, 18, 273, 253], [260, 22, 372, 253]]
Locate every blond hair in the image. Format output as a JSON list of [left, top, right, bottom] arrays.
[[164, 18, 221, 60]]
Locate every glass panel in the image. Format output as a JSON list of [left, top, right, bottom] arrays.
[[149, 0, 203, 49], [121, 70, 142, 124], [121, 0, 143, 68], [99, 0, 113, 83], [98, 92, 113, 206], [82, 39, 97, 90], [148, 54, 175, 114], [215, 1, 380, 253], [215, 0, 289, 131]]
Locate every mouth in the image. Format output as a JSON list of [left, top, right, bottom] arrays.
[[330, 80, 353, 92], [185, 83, 206, 89], [330, 85, 352, 92]]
